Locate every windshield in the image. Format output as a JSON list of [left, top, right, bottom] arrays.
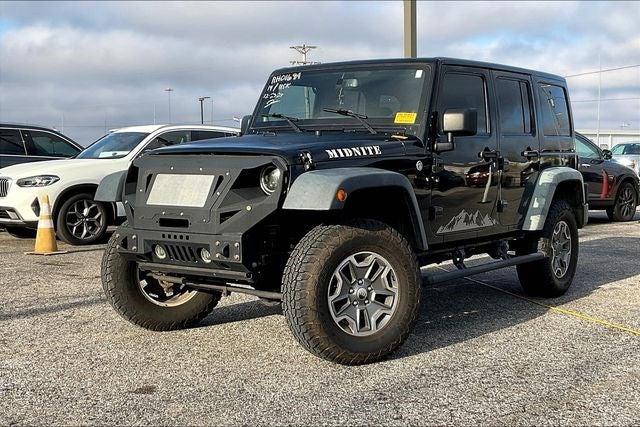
[[76, 132, 149, 159], [611, 143, 640, 155], [254, 65, 431, 134]]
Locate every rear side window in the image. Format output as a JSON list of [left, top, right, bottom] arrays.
[[27, 130, 80, 157], [0, 128, 25, 155], [144, 130, 192, 151], [496, 78, 532, 134], [538, 83, 570, 136], [191, 131, 229, 141], [439, 73, 488, 134]]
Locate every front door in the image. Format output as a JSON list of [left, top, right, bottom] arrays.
[[492, 71, 540, 228], [429, 66, 500, 243], [575, 134, 607, 201]]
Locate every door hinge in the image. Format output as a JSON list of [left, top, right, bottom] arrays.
[[429, 206, 444, 220]]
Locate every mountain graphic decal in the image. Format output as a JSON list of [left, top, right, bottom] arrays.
[[437, 209, 497, 234]]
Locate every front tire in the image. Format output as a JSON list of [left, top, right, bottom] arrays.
[[4, 226, 37, 239], [101, 230, 221, 331], [56, 193, 109, 245], [516, 200, 579, 297], [282, 219, 421, 365], [606, 182, 637, 221]]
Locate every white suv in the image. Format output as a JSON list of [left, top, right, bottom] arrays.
[[0, 124, 239, 244]]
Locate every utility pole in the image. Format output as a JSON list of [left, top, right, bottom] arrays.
[[404, 0, 417, 58], [210, 99, 214, 124], [61, 112, 65, 133], [165, 88, 174, 123], [198, 96, 211, 125], [290, 44, 320, 65], [596, 54, 601, 145], [153, 103, 156, 125]]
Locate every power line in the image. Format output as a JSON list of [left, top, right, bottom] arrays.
[[565, 64, 640, 78], [571, 97, 640, 103]]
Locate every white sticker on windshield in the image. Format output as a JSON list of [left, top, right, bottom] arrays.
[[415, 70, 424, 78]]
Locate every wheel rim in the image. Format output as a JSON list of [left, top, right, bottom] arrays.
[[65, 199, 105, 240], [327, 251, 399, 337], [618, 186, 636, 219], [551, 220, 572, 279], [137, 270, 198, 307]]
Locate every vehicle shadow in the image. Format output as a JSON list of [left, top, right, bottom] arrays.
[[194, 236, 638, 361]]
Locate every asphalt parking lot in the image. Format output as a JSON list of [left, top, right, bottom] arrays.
[[1, 211, 639, 425]]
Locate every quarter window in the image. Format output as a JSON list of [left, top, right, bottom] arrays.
[[27, 130, 79, 157], [538, 83, 570, 136], [439, 73, 488, 134], [0, 129, 25, 155], [496, 78, 532, 134]]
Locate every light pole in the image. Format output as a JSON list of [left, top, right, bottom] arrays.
[[198, 96, 211, 124], [165, 88, 173, 123]]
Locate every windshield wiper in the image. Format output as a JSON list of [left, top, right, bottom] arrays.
[[262, 113, 303, 133], [322, 108, 377, 134]]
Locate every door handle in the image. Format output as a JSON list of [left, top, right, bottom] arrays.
[[478, 147, 499, 161], [521, 149, 540, 159], [581, 163, 591, 168]]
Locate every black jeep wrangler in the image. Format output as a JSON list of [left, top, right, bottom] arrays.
[[97, 58, 587, 365]]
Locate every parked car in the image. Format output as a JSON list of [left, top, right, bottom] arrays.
[[575, 132, 639, 221], [0, 124, 238, 244], [610, 141, 640, 176], [98, 57, 589, 365], [0, 123, 82, 168]]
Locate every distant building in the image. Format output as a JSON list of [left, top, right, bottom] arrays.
[[577, 129, 640, 149]]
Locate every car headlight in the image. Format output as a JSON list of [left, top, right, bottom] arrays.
[[16, 175, 60, 187], [259, 166, 282, 195]]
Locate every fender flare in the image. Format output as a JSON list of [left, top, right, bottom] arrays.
[[283, 167, 428, 249], [522, 167, 587, 230], [95, 170, 127, 203]]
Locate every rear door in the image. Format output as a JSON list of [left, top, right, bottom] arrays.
[[491, 71, 539, 228], [575, 134, 606, 201], [23, 129, 81, 159], [0, 128, 28, 168]]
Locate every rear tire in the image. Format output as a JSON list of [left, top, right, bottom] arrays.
[[4, 226, 37, 239], [516, 200, 579, 297], [282, 219, 421, 365], [56, 193, 109, 245], [101, 229, 221, 331], [606, 182, 637, 222]]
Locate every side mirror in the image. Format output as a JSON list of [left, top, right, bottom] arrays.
[[240, 115, 252, 136], [602, 149, 612, 160], [435, 108, 478, 153]]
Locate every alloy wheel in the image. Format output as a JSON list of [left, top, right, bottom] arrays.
[[65, 199, 105, 240], [551, 220, 572, 278]]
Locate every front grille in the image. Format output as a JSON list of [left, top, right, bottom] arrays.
[[164, 244, 198, 263], [0, 178, 10, 197]]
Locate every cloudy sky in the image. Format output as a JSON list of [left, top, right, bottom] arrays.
[[0, 0, 639, 144]]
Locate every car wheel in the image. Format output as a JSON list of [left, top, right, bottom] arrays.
[[101, 226, 221, 331], [606, 182, 637, 222], [55, 193, 109, 245], [516, 200, 579, 297], [282, 219, 421, 365], [4, 226, 37, 239]]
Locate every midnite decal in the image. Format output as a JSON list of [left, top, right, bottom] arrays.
[[325, 146, 382, 159]]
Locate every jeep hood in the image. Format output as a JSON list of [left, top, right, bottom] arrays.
[[152, 132, 409, 164]]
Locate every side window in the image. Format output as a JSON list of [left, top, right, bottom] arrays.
[[27, 130, 80, 157], [575, 136, 600, 159], [191, 131, 227, 141], [144, 130, 191, 151], [0, 129, 26, 155], [439, 73, 488, 134], [538, 83, 570, 136], [496, 78, 533, 134]]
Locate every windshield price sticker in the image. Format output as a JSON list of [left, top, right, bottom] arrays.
[[394, 112, 417, 124], [262, 72, 303, 108]]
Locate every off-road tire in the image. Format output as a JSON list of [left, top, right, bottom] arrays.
[[606, 181, 637, 222], [516, 200, 579, 297], [101, 227, 221, 331], [4, 226, 37, 239], [56, 193, 109, 245], [282, 219, 421, 365]]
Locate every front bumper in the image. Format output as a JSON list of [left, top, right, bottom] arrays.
[[0, 178, 51, 227], [113, 224, 252, 283]]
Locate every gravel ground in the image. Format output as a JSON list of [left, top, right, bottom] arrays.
[[1, 211, 639, 426]]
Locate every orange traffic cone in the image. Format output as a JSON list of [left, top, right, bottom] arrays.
[[25, 194, 67, 256]]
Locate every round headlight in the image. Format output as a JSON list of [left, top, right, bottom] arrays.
[[260, 166, 281, 195], [200, 248, 212, 263], [154, 245, 167, 260]]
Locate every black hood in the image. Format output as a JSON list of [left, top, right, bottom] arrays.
[[152, 132, 409, 164]]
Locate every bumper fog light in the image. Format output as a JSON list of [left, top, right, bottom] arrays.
[[200, 248, 212, 263], [154, 245, 167, 260]]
